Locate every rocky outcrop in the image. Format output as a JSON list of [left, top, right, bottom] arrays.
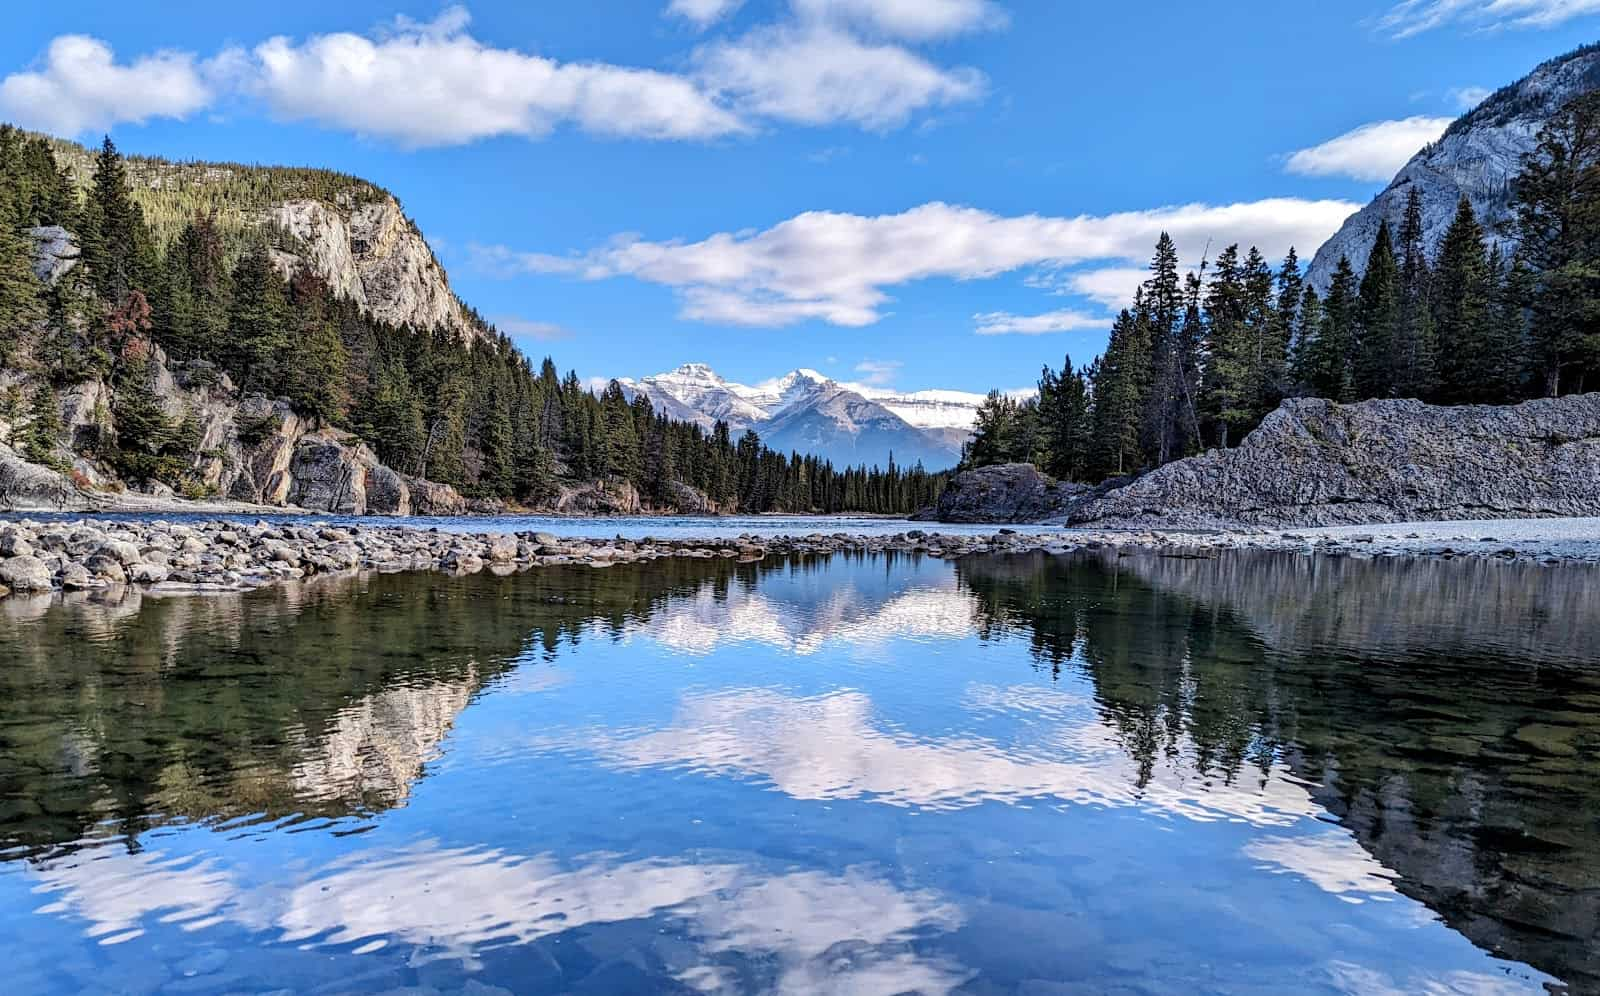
[[924, 463, 1085, 523], [555, 479, 643, 516], [0, 443, 92, 511], [269, 196, 472, 342], [28, 225, 81, 286], [1307, 43, 1600, 290], [1071, 394, 1600, 528]]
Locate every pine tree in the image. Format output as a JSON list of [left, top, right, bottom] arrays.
[[1513, 91, 1600, 396], [1305, 257, 1359, 401], [1395, 187, 1438, 398], [81, 137, 156, 308], [0, 221, 43, 359], [1433, 197, 1496, 403], [1091, 307, 1152, 475], [226, 242, 290, 393], [22, 383, 62, 467], [1355, 221, 1402, 398]]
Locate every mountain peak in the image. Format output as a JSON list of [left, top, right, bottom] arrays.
[[1307, 42, 1600, 290]]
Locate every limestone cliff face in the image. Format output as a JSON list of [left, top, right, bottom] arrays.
[[1306, 44, 1600, 290], [0, 345, 466, 515], [268, 196, 473, 341], [1070, 394, 1600, 527], [925, 463, 1086, 523]]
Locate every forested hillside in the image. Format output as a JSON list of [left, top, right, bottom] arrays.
[[964, 91, 1600, 485], [0, 128, 945, 515]]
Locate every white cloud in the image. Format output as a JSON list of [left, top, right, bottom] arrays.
[[1060, 266, 1150, 309], [1449, 85, 1491, 109], [493, 316, 571, 341], [247, 7, 746, 146], [854, 359, 903, 385], [668, 0, 746, 28], [792, 0, 1008, 39], [973, 308, 1108, 336], [0, 35, 215, 135], [1284, 116, 1453, 182], [1375, 0, 1600, 37], [694, 24, 985, 131], [481, 197, 1358, 328]]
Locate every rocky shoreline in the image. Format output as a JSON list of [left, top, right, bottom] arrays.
[[1, 515, 1597, 601]]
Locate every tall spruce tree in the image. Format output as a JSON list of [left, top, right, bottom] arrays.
[[1433, 197, 1496, 403], [1395, 187, 1438, 398], [1513, 90, 1600, 395], [1355, 221, 1403, 398]]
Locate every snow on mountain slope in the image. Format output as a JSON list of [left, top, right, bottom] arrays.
[[1306, 43, 1600, 291], [611, 364, 971, 469]]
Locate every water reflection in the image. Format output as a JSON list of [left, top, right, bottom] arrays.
[[0, 551, 1591, 992]]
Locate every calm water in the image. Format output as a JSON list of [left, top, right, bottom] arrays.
[[0, 551, 1595, 994]]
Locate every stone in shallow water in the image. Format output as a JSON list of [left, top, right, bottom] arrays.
[[0, 555, 52, 591]]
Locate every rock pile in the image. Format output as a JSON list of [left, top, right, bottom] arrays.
[[1, 515, 1593, 601]]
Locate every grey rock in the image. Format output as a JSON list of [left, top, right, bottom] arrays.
[[95, 540, 143, 566], [129, 563, 170, 584], [0, 555, 53, 591], [28, 225, 80, 285], [83, 554, 128, 584], [928, 463, 1086, 523], [1071, 394, 1600, 528], [486, 534, 518, 562], [0, 443, 89, 510]]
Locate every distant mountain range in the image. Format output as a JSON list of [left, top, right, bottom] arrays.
[[613, 364, 986, 470]]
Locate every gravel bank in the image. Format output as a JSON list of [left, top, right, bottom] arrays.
[[1, 515, 1596, 600]]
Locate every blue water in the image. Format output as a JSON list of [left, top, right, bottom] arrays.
[[0, 550, 1592, 994]]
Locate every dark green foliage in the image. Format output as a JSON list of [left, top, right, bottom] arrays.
[[22, 383, 63, 467], [1432, 198, 1498, 403], [1514, 90, 1600, 396], [1355, 222, 1402, 398]]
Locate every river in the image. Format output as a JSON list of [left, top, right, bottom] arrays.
[[0, 549, 1593, 993]]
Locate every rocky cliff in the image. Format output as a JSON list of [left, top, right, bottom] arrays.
[[1306, 43, 1600, 290], [268, 196, 472, 340], [1069, 394, 1600, 528], [0, 343, 467, 516]]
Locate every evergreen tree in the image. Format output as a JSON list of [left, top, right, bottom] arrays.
[[1433, 197, 1496, 403], [1091, 307, 1152, 475], [1355, 221, 1402, 398], [226, 242, 290, 392], [81, 137, 156, 307], [22, 383, 62, 467], [1513, 90, 1600, 396], [1395, 186, 1438, 398], [1305, 257, 1359, 401]]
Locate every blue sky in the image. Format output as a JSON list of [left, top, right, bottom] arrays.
[[4, 1, 1599, 395]]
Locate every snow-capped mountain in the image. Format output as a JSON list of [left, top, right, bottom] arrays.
[[1307, 43, 1600, 290], [614, 364, 982, 470]]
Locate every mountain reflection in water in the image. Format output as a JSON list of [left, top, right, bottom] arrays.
[[0, 551, 1592, 994]]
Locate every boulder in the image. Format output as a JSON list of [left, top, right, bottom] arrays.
[[286, 433, 374, 515], [365, 464, 412, 516], [0, 555, 52, 591], [408, 477, 468, 516], [1072, 394, 1600, 528], [556, 480, 642, 516], [486, 534, 518, 562], [929, 464, 1086, 523], [0, 443, 90, 511]]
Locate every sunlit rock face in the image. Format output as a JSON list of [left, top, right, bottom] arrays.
[[1307, 44, 1600, 290]]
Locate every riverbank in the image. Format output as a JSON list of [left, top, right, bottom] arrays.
[[2, 515, 1598, 600]]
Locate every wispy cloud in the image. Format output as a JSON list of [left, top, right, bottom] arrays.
[[667, 0, 746, 29], [1284, 116, 1453, 182], [973, 309, 1107, 336], [1449, 85, 1491, 109], [493, 316, 572, 341], [1374, 0, 1600, 38], [853, 359, 903, 385], [478, 197, 1357, 329]]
